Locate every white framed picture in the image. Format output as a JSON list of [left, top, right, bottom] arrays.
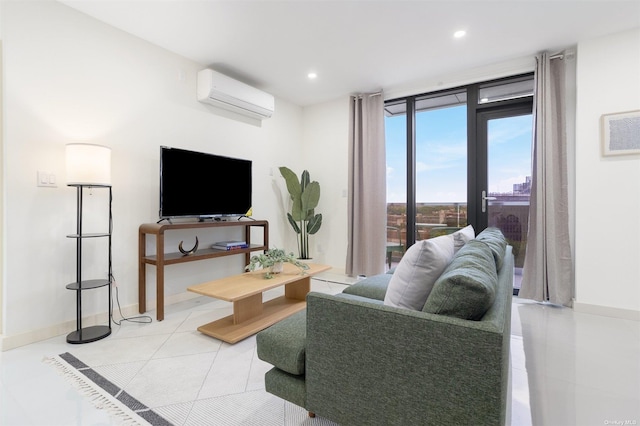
[[601, 110, 640, 156]]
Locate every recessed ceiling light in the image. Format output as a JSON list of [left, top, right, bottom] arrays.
[[454, 30, 466, 38], [307, 72, 317, 80]]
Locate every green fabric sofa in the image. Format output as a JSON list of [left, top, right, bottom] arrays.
[[257, 228, 513, 425]]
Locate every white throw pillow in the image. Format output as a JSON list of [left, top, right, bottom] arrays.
[[453, 225, 475, 252], [383, 234, 455, 311]]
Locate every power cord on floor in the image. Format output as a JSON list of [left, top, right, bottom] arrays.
[[107, 191, 152, 326], [110, 274, 152, 326]]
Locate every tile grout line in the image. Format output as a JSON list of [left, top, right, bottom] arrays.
[[184, 336, 223, 425]]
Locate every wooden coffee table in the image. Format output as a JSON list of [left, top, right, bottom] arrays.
[[187, 263, 331, 343]]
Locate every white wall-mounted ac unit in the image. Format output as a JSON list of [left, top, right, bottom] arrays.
[[197, 69, 275, 120]]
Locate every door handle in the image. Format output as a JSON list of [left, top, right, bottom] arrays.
[[482, 190, 496, 213]]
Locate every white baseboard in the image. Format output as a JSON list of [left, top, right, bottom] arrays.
[[313, 269, 359, 285], [573, 301, 640, 321], [0, 291, 201, 352]]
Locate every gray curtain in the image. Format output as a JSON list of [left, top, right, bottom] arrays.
[[346, 93, 386, 277], [520, 52, 574, 306]]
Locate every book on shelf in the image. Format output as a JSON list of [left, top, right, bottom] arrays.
[[212, 244, 249, 251], [211, 241, 248, 250]]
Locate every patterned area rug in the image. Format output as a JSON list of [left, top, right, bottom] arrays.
[[46, 352, 170, 426], [45, 350, 337, 426]]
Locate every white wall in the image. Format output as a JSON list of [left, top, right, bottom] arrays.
[[574, 28, 640, 317], [0, 1, 312, 347], [263, 97, 350, 270], [0, 6, 4, 337], [299, 98, 350, 271]]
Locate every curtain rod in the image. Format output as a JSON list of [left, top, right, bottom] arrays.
[[353, 92, 382, 99], [550, 49, 576, 60]]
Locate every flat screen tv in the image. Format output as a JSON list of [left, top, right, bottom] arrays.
[[159, 146, 252, 220]]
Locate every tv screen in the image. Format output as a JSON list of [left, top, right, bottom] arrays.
[[160, 146, 252, 219]]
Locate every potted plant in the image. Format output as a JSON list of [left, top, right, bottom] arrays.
[[245, 248, 310, 279], [279, 166, 322, 259]]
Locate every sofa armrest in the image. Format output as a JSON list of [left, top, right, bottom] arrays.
[[305, 291, 509, 425]]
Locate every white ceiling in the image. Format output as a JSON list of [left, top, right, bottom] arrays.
[[60, 0, 640, 106]]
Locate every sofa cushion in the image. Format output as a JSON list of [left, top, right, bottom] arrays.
[[453, 224, 475, 252], [475, 227, 507, 270], [342, 273, 391, 301], [256, 310, 306, 376], [422, 239, 498, 320], [383, 234, 455, 311]]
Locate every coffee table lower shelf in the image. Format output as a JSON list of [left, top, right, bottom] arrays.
[[197, 296, 306, 344], [187, 263, 331, 344]]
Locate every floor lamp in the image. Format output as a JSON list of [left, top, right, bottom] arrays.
[[65, 143, 113, 344]]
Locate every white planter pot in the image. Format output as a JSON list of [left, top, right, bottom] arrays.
[[270, 262, 284, 274]]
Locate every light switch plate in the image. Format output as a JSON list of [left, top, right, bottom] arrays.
[[37, 171, 57, 187]]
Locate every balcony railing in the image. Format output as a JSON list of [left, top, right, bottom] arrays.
[[386, 200, 529, 269]]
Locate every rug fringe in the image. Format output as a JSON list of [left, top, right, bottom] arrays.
[[44, 355, 151, 426]]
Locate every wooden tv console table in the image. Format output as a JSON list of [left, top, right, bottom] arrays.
[[138, 220, 269, 321], [187, 263, 331, 343]]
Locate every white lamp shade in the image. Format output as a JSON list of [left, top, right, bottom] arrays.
[[66, 143, 112, 186]]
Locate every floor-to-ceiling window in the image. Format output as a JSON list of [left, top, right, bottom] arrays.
[[415, 91, 468, 242], [385, 74, 533, 292]]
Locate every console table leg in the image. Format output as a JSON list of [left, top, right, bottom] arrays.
[[157, 233, 165, 321], [138, 230, 146, 314]]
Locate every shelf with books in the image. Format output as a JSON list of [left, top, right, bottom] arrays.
[[138, 220, 269, 320]]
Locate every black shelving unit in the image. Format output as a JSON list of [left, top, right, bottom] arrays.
[[66, 184, 112, 344]]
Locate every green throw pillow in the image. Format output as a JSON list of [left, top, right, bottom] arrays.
[[342, 274, 391, 301], [422, 239, 498, 320], [475, 227, 507, 270]]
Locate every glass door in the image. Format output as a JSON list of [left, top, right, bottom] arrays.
[[477, 108, 533, 292]]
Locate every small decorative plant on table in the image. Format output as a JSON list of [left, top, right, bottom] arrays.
[[246, 248, 310, 279]]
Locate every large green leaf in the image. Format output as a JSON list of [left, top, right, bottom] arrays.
[[301, 181, 320, 213], [307, 214, 322, 234], [279, 167, 301, 199], [301, 170, 310, 191], [287, 213, 301, 234], [290, 193, 304, 221]]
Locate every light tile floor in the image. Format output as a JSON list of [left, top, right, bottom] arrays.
[[1, 273, 639, 425]]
